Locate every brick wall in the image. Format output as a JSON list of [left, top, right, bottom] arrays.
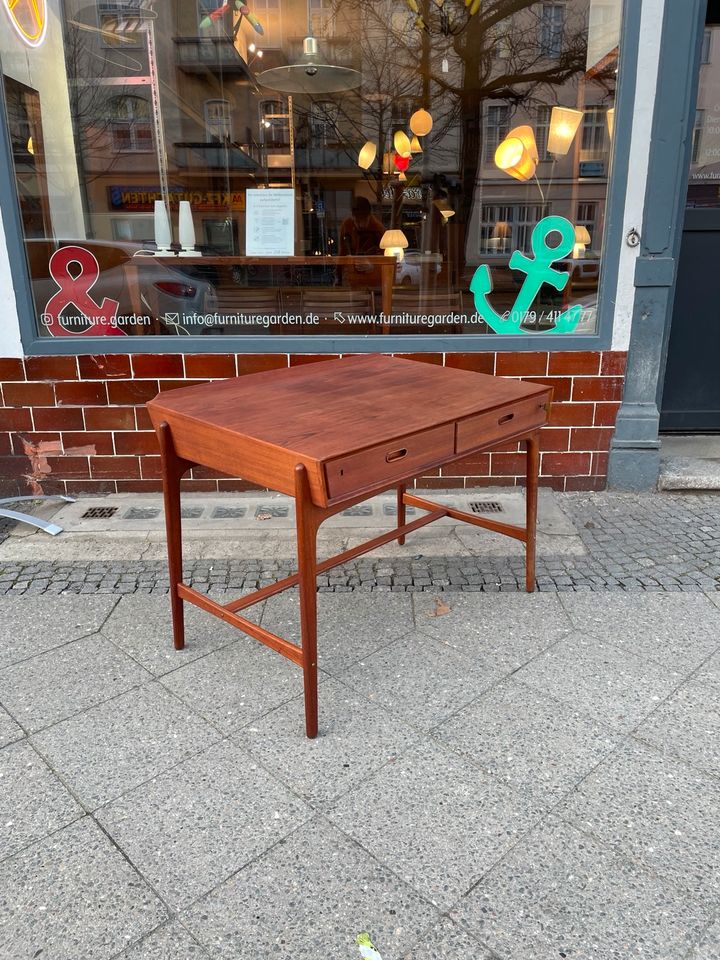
[[0, 350, 626, 496]]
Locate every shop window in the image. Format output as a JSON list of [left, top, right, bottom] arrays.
[[535, 105, 552, 160], [205, 99, 232, 142], [98, 2, 142, 48], [310, 101, 339, 147], [259, 98, 290, 147], [581, 105, 608, 155], [109, 95, 153, 153], [576, 201, 598, 250], [539, 3, 565, 58], [483, 104, 510, 163]]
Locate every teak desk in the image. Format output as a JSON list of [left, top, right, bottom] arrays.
[[148, 355, 552, 738]]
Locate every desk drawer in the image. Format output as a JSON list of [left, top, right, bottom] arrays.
[[324, 423, 455, 500], [456, 394, 549, 454]]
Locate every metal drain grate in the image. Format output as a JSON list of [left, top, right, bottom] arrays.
[[211, 507, 247, 519], [469, 501, 504, 514], [81, 506, 118, 519]]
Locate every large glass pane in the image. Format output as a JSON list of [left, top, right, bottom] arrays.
[[1, 0, 621, 339]]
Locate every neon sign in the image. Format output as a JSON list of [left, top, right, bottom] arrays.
[[3, 0, 47, 48]]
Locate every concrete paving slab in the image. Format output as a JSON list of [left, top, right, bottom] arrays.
[[159, 634, 305, 733], [182, 817, 440, 960], [327, 741, 542, 911], [413, 591, 571, 663], [515, 633, 684, 732], [560, 593, 720, 671], [255, 589, 413, 674], [96, 740, 311, 911], [635, 676, 720, 780], [0, 595, 117, 668], [338, 633, 500, 731], [0, 818, 167, 960], [433, 679, 621, 803], [31, 683, 220, 809], [233, 677, 420, 807], [557, 739, 720, 906], [401, 917, 494, 959], [0, 634, 150, 733], [118, 922, 211, 960], [0, 704, 23, 748], [450, 816, 709, 960], [693, 919, 720, 960], [0, 740, 83, 862], [100, 593, 260, 677]]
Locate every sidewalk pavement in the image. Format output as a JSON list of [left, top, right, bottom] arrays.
[[0, 491, 719, 958]]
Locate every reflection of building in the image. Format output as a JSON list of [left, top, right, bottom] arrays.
[[0, 0, 712, 495]]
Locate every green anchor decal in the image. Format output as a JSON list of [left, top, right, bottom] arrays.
[[470, 215, 583, 335]]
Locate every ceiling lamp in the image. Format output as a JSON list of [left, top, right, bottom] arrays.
[[432, 197, 455, 220], [573, 225, 591, 258], [358, 141, 377, 169], [256, 36, 361, 93], [409, 108, 433, 136], [606, 107, 615, 140], [507, 125, 539, 164], [410, 135, 422, 153], [547, 106, 584, 155], [380, 229, 409, 260], [393, 152, 411, 171], [495, 137, 536, 182], [393, 130, 412, 157]]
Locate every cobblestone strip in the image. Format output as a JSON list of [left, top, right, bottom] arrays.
[[0, 493, 718, 594]]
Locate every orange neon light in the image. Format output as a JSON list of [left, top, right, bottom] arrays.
[[4, 0, 47, 47]]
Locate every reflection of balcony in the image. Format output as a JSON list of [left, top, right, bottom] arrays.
[[174, 142, 261, 172], [174, 37, 252, 77]]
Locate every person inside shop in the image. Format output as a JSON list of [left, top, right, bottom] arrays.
[[339, 197, 385, 256]]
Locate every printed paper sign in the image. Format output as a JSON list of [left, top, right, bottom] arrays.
[[245, 188, 295, 257]]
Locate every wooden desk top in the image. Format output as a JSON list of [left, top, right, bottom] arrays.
[[148, 355, 551, 505]]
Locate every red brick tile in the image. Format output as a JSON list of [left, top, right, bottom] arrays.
[[549, 402, 594, 427], [62, 431, 114, 456], [489, 439, 522, 453], [570, 427, 615, 451], [443, 454, 491, 474], [114, 432, 159, 456], [572, 377, 624, 402], [25, 356, 78, 381], [394, 353, 444, 365], [181, 479, 222, 492], [444, 353, 495, 375], [539, 428, 570, 451], [190, 465, 228, 481], [131, 355, 184, 378], [78, 355, 132, 379], [84, 406, 136, 430], [107, 380, 159, 405], [117, 480, 163, 493], [0, 407, 34, 431], [463, 476, 506, 488], [592, 451, 610, 475], [12, 432, 61, 455], [0, 434, 11, 456], [90, 455, 141, 480], [44, 456, 91, 479], [140, 456, 162, 480], [495, 352, 548, 376], [33, 407, 84, 431], [0, 359, 25, 381], [184, 354, 237, 379], [289, 355, 339, 366], [522, 376, 571, 403], [538, 476, 566, 491], [416, 476, 464, 489], [0, 455, 31, 479], [594, 402, 622, 426], [237, 355, 289, 376], [55, 382, 107, 406], [65, 479, 118, 495], [216, 479, 263, 492], [565, 475, 606, 492], [158, 380, 204, 394], [600, 351, 628, 376], [548, 351, 600, 376], [135, 407, 153, 430], [3, 382, 55, 407], [541, 452, 592, 476], [491, 452, 528, 475]]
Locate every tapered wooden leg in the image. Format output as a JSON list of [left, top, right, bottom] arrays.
[[397, 484, 406, 545], [295, 464, 319, 738], [158, 422, 192, 650], [525, 432, 540, 593]]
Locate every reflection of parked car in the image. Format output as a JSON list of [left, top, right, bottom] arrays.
[[395, 249, 442, 286], [25, 239, 213, 336]]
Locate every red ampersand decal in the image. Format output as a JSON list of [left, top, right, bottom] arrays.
[[41, 246, 125, 337]]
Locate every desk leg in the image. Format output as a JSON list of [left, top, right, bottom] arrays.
[[525, 432, 540, 593], [159, 422, 192, 650], [397, 484, 406, 546], [295, 464, 319, 739]]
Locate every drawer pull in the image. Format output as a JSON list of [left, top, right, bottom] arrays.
[[385, 447, 408, 463], [498, 413, 515, 424]]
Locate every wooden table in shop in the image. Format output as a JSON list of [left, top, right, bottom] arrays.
[[148, 355, 553, 738]]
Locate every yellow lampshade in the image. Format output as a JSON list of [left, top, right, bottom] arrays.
[[358, 141, 377, 169], [574, 225, 591, 244], [507, 125, 539, 164], [606, 107, 615, 140], [547, 106, 584, 155], [495, 137, 536, 182], [433, 197, 455, 220], [380, 229, 409, 249], [409, 108, 433, 136], [410, 135, 422, 153], [492, 221, 512, 239], [393, 130, 412, 157]]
